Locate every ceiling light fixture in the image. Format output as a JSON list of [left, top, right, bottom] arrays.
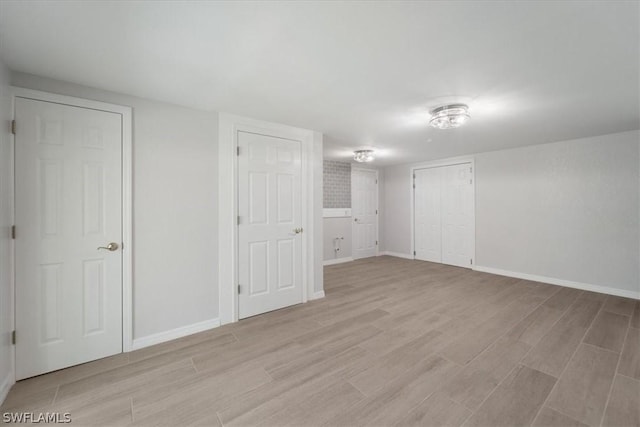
[[429, 104, 470, 129], [353, 150, 375, 163]]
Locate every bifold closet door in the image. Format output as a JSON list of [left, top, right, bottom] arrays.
[[414, 167, 442, 262], [414, 163, 473, 268]]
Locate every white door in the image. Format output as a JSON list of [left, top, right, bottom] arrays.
[[352, 169, 378, 259], [237, 131, 303, 319], [414, 167, 442, 263], [441, 163, 474, 267], [15, 97, 123, 380]]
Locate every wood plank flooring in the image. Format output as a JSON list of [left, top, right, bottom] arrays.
[[2, 256, 639, 426]]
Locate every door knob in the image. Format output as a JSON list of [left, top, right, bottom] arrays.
[[97, 242, 119, 251], [354, 218, 359, 222], [293, 228, 303, 234]]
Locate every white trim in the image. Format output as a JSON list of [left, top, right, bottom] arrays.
[[351, 167, 379, 260], [380, 251, 415, 260], [323, 257, 353, 266], [9, 87, 134, 372], [473, 265, 640, 300], [218, 113, 317, 325], [311, 290, 325, 300], [0, 373, 13, 407], [410, 157, 475, 268], [323, 208, 351, 218], [131, 318, 220, 351]]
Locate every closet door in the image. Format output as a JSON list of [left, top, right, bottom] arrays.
[[441, 163, 474, 267], [414, 167, 442, 262]]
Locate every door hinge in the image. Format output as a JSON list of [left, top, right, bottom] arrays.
[[238, 284, 241, 294], [11, 330, 15, 345], [237, 216, 241, 225], [10, 120, 16, 135], [375, 209, 378, 215], [375, 240, 378, 245], [413, 250, 416, 256], [11, 225, 15, 239], [470, 258, 473, 265], [237, 146, 240, 156]]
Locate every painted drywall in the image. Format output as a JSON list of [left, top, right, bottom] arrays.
[[383, 130, 640, 296], [11, 72, 220, 340], [475, 131, 639, 295], [0, 60, 13, 401], [382, 164, 413, 256], [324, 217, 352, 262]]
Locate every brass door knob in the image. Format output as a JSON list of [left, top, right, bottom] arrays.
[[97, 242, 119, 251]]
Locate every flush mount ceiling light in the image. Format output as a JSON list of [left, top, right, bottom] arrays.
[[353, 150, 375, 162], [429, 104, 470, 129]]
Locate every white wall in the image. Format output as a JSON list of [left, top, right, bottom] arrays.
[[384, 130, 640, 297], [475, 131, 639, 296], [383, 164, 413, 256], [324, 217, 352, 261], [11, 72, 220, 340], [0, 60, 14, 401]]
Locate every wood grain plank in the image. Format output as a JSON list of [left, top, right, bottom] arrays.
[[602, 374, 640, 427], [395, 392, 471, 427], [532, 407, 588, 427], [618, 327, 640, 380], [522, 299, 601, 377], [583, 311, 629, 353], [546, 343, 619, 426], [464, 365, 556, 427]]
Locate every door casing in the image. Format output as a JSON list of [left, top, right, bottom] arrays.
[[411, 157, 476, 266], [9, 87, 133, 383], [218, 113, 317, 325]]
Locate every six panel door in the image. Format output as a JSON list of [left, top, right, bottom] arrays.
[[15, 97, 123, 379], [352, 169, 378, 259], [237, 131, 303, 319]]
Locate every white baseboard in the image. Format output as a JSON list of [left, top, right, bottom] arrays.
[[131, 318, 220, 351], [311, 290, 325, 300], [0, 372, 13, 407], [473, 265, 640, 300], [323, 257, 353, 266], [380, 251, 414, 260]]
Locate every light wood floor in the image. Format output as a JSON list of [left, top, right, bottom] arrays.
[[2, 256, 639, 426]]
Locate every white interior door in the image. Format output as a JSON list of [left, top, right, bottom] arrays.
[[413, 163, 473, 268], [441, 163, 474, 267], [352, 169, 378, 259], [237, 131, 303, 319], [15, 97, 123, 380], [414, 167, 442, 262]]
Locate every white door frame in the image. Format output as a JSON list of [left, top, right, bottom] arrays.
[[9, 87, 133, 384], [351, 167, 379, 259], [410, 157, 476, 265], [218, 113, 316, 325]]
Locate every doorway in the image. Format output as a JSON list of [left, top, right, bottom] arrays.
[[351, 168, 378, 259]]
